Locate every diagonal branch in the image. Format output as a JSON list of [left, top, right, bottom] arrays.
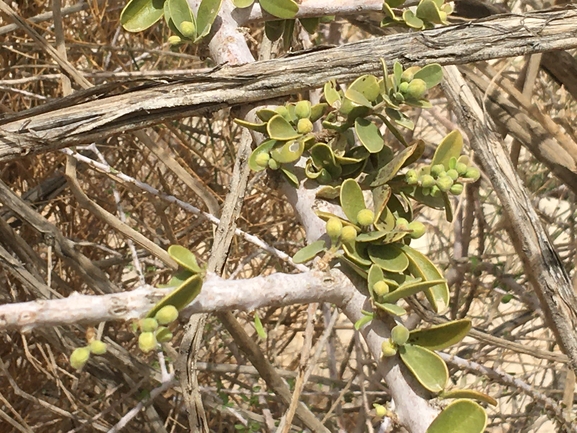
[[1, 7, 577, 160]]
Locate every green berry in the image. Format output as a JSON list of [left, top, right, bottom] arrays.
[[138, 332, 158, 353], [297, 118, 313, 134], [255, 152, 270, 168], [156, 326, 174, 343], [295, 100, 311, 119], [446, 169, 459, 181], [464, 167, 481, 181], [450, 183, 464, 195], [155, 305, 179, 325], [268, 158, 280, 170], [167, 35, 182, 46], [390, 325, 410, 346], [405, 79, 427, 99], [408, 221, 426, 239], [180, 21, 196, 38], [405, 169, 418, 185], [89, 340, 107, 355], [374, 404, 387, 418], [70, 346, 91, 370], [420, 174, 435, 189], [373, 280, 389, 297], [455, 162, 468, 175], [421, 187, 431, 196], [326, 217, 343, 240], [430, 164, 445, 178], [381, 339, 397, 357], [395, 217, 410, 231], [140, 317, 159, 332], [436, 175, 454, 192], [430, 185, 442, 197], [398, 81, 410, 93], [356, 209, 375, 226], [341, 226, 357, 244]]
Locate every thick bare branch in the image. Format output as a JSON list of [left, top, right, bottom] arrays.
[[1, 7, 576, 160]]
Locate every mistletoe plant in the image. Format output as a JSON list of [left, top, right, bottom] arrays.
[[237, 60, 490, 432]]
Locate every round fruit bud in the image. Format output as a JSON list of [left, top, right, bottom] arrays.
[[138, 332, 158, 353], [326, 217, 343, 240], [341, 225, 357, 244], [395, 217, 410, 231], [167, 35, 182, 46], [156, 326, 174, 343], [455, 162, 468, 175], [405, 169, 418, 185], [381, 339, 397, 357], [255, 152, 270, 168], [390, 324, 410, 346], [446, 168, 459, 181], [436, 175, 454, 192], [408, 221, 426, 239], [155, 305, 179, 325], [464, 167, 481, 181], [297, 118, 313, 134], [356, 209, 375, 227], [89, 340, 107, 355], [420, 174, 436, 189], [140, 317, 159, 332], [430, 185, 442, 197], [430, 164, 445, 178], [70, 346, 91, 370], [405, 79, 427, 99], [180, 21, 196, 38], [374, 404, 387, 418], [294, 100, 311, 119], [398, 81, 410, 93], [373, 280, 389, 297], [268, 158, 280, 170], [450, 183, 464, 195]]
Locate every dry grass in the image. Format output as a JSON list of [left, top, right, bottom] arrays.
[[1, 1, 577, 432]]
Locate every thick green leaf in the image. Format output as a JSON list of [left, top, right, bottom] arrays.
[[399, 344, 448, 393], [168, 245, 202, 273], [355, 118, 384, 153], [413, 63, 444, 89], [248, 139, 277, 172], [431, 130, 463, 169], [281, 18, 295, 51], [427, 400, 487, 433], [310, 143, 341, 178], [256, 108, 278, 122], [316, 186, 340, 200], [370, 142, 420, 187], [267, 114, 300, 140], [253, 312, 267, 339], [260, 0, 298, 19], [374, 301, 406, 316], [299, 17, 320, 34], [408, 319, 471, 350], [293, 239, 327, 264], [386, 0, 406, 7], [310, 103, 328, 123], [373, 184, 392, 224], [342, 241, 372, 267], [196, 0, 223, 40], [417, 0, 446, 24], [168, 0, 194, 36], [385, 107, 414, 130], [121, 0, 165, 32], [157, 269, 194, 288], [393, 61, 403, 91], [271, 139, 304, 163], [403, 9, 424, 29], [265, 20, 285, 41], [340, 179, 366, 224], [368, 244, 409, 273], [281, 167, 299, 187], [380, 279, 446, 304], [356, 230, 390, 243], [323, 80, 341, 108], [347, 74, 380, 103], [440, 389, 497, 406], [354, 312, 374, 330], [147, 274, 202, 317], [234, 118, 268, 134], [232, 0, 254, 7], [400, 244, 449, 312]]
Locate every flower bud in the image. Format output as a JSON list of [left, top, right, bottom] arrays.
[[70, 346, 91, 370], [430, 185, 442, 197], [405, 169, 418, 185], [408, 221, 426, 239], [326, 217, 343, 240], [430, 164, 445, 178], [167, 35, 182, 46], [420, 174, 435, 189], [156, 326, 174, 343], [390, 324, 410, 346], [155, 305, 179, 325], [140, 318, 159, 332], [464, 167, 481, 181], [268, 158, 280, 170], [398, 81, 410, 93], [89, 340, 107, 355], [373, 280, 389, 297], [455, 162, 468, 175], [450, 183, 464, 195], [446, 169, 459, 181], [297, 118, 313, 134], [381, 339, 397, 357], [180, 21, 195, 38], [295, 100, 311, 119], [395, 217, 410, 231], [341, 226, 357, 244], [138, 332, 158, 353], [436, 175, 454, 192], [374, 404, 387, 418], [255, 152, 270, 168], [356, 209, 375, 226], [405, 79, 427, 99]]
